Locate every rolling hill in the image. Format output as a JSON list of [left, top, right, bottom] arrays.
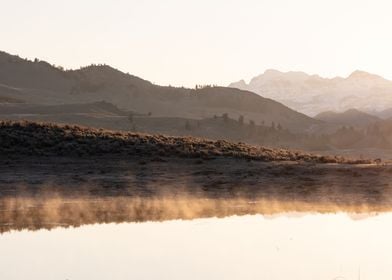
[[314, 109, 380, 128], [0, 51, 319, 133]]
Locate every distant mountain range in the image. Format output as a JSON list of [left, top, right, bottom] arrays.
[[229, 69, 392, 116]]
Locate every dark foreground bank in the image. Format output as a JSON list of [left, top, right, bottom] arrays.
[[0, 121, 374, 163]]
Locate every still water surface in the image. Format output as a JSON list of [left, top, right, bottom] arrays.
[[1, 213, 391, 280]]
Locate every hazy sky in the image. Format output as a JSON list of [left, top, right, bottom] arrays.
[[2, 0, 392, 87]]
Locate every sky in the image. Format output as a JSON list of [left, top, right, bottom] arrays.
[[1, 0, 392, 87]]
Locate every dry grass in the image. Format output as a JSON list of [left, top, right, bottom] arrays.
[[0, 121, 372, 163]]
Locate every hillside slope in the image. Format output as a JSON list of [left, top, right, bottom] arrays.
[[0, 101, 126, 116], [0, 51, 319, 132], [315, 109, 380, 128]]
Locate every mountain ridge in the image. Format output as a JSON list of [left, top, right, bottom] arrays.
[[230, 69, 392, 116]]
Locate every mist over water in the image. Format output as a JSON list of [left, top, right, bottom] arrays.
[[0, 186, 390, 280], [1, 187, 392, 233], [1, 156, 391, 279]]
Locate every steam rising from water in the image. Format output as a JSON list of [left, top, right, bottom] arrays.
[[1, 192, 389, 233]]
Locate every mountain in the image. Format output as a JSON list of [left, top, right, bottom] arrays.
[[314, 109, 380, 128], [229, 69, 392, 116], [371, 108, 392, 120], [0, 50, 319, 133]]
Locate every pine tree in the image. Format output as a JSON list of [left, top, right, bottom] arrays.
[[238, 115, 244, 125], [222, 113, 229, 123]]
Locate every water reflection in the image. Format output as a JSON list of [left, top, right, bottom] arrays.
[[1, 213, 392, 280], [1, 192, 391, 233]]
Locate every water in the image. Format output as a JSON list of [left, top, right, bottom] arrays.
[[1, 212, 392, 280]]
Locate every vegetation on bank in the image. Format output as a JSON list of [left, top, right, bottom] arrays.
[[0, 121, 373, 164]]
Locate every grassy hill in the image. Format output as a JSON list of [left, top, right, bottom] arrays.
[[0, 121, 370, 163]]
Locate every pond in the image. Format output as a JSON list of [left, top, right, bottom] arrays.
[[1, 211, 391, 280]]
